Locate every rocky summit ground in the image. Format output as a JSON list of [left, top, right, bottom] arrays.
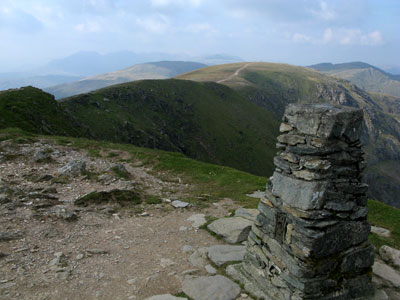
[[1, 137, 400, 300], [0, 137, 243, 300]]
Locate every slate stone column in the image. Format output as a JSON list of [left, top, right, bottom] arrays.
[[242, 104, 374, 299]]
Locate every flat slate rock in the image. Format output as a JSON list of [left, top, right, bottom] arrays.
[[371, 226, 391, 238], [144, 295, 187, 300], [373, 261, 400, 287], [234, 208, 259, 221], [207, 217, 252, 244], [245, 191, 265, 199], [187, 214, 206, 228], [380, 245, 400, 269], [208, 245, 246, 266], [182, 275, 241, 300], [172, 200, 189, 208], [188, 247, 208, 267]]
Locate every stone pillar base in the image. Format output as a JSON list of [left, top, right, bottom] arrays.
[[227, 263, 388, 300]]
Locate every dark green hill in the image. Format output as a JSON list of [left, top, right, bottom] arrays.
[[0, 87, 89, 137], [178, 62, 400, 207], [60, 79, 279, 176]]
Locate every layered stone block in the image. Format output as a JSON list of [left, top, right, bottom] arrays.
[[242, 104, 374, 299]]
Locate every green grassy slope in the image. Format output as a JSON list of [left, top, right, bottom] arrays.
[[0, 87, 89, 137], [60, 79, 279, 176], [178, 62, 400, 207]]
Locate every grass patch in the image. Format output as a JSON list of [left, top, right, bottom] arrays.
[[111, 165, 130, 179], [154, 153, 266, 207], [88, 148, 101, 158], [368, 199, 400, 250], [145, 195, 162, 205], [75, 189, 142, 207], [107, 152, 120, 158], [51, 175, 69, 184], [174, 292, 191, 299]]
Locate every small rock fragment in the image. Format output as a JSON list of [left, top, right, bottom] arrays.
[[371, 226, 391, 238], [205, 264, 217, 274], [57, 160, 86, 176], [187, 214, 206, 228], [0, 230, 24, 242], [172, 200, 189, 208], [160, 258, 174, 268], [188, 247, 208, 267], [183, 245, 194, 253], [86, 249, 109, 255], [55, 206, 78, 221], [379, 245, 400, 269]]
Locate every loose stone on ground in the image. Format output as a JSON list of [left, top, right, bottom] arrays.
[[182, 275, 241, 300], [172, 200, 190, 208], [207, 217, 252, 244], [371, 226, 391, 238], [187, 214, 206, 228], [207, 245, 246, 266]]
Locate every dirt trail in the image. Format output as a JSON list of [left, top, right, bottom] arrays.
[[217, 63, 252, 83]]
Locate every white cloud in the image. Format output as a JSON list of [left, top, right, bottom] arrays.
[[361, 30, 383, 45], [310, 0, 336, 21], [150, 0, 202, 8], [293, 33, 312, 43], [74, 21, 102, 33], [292, 28, 384, 47], [340, 29, 383, 46], [339, 29, 361, 45], [136, 14, 170, 33]]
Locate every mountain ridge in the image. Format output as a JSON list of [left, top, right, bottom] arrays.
[[44, 61, 207, 99], [308, 61, 400, 97]]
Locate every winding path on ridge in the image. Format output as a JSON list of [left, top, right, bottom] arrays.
[[217, 63, 252, 84]]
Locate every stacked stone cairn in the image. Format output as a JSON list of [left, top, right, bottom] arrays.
[[242, 104, 375, 299]]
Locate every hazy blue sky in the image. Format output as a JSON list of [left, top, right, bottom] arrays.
[[0, 0, 399, 71]]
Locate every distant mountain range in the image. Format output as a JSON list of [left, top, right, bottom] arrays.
[[45, 61, 208, 99], [0, 51, 242, 91], [308, 62, 400, 98]]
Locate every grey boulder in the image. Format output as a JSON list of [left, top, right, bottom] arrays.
[[208, 245, 246, 266], [57, 160, 86, 176], [207, 217, 252, 244], [182, 275, 241, 300]]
